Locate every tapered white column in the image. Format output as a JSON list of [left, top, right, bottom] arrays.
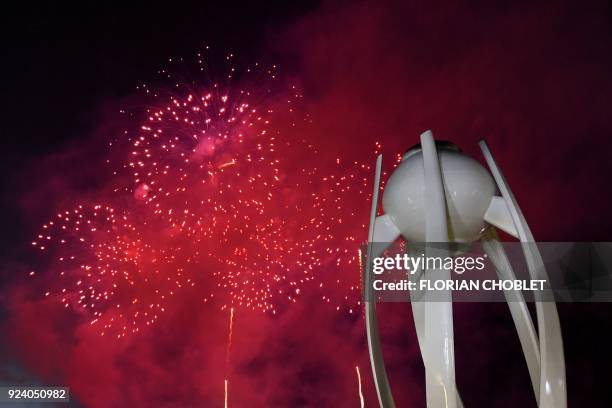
[[421, 131, 457, 408]]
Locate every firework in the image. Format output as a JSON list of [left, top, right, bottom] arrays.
[[31, 50, 380, 339], [31, 204, 193, 338], [111, 52, 371, 314]]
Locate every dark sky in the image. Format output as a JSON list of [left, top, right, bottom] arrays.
[[1, 1, 612, 407], [0, 1, 319, 256]]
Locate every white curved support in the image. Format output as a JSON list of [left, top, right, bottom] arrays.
[[481, 229, 541, 400], [421, 131, 457, 408], [479, 141, 566, 408], [365, 303, 395, 408], [365, 155, 397, 408], [484, 196, 519, 238]]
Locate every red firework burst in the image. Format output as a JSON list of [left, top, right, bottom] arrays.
[[31, 49, 381, 338]]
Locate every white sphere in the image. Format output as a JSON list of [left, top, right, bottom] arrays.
[[382, 142, 495, 243]]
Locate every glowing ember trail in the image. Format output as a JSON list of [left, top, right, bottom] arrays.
[[224, 379, 229, 408], [225, 307, 235, 407], [355, 365, 365, 408]]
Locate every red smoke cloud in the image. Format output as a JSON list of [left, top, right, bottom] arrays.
[[4, 1, 611, 407]]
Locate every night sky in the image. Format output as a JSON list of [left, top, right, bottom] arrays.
[[1, 1, 611, 407]]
